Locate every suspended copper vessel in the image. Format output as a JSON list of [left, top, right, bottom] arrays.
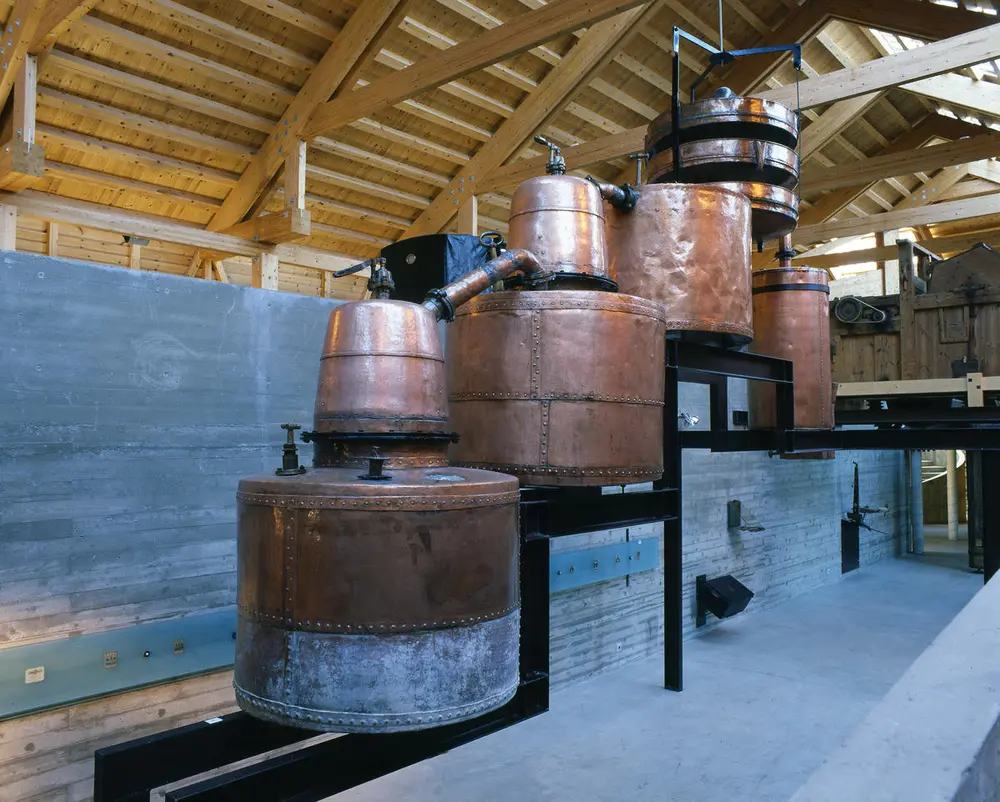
[[646, 139, 799, 188], [447, 290, 667, 485], [604, 183, 753, 346], [507, 136, 614, 288], [646, 95, 799, 151], [235, 250, 540, 733], [748, 267, 834, 430], [707, 181, 799, 241]]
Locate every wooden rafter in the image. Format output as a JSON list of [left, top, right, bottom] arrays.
[[299, 0, 652, 140], [207, 0, 405, 233], [405, 3, 659, 237]]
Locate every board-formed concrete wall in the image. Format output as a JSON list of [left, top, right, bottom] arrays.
[[550, 378, 906, 687]]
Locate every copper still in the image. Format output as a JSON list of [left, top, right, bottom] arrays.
[[645, 139, 799, 188], [447, 290, 667, 485], [235, 250, 540, 733], [646, 94, 798, 151], [506, 136, 619, 290], [748, 264, 834, 430], [603, 183, 753, 346], [707, 181, 798, 241]]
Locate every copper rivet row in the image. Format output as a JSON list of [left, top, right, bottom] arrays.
[[238, 604, 518, 632]]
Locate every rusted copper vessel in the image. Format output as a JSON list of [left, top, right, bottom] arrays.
[[748, 267, 834, 430], [604, 183, 753, 346], [447, 290, 667, 485], [646, 95, 798, 151], [235, 250, 539, 733], [708, 181, 799, 241], [646, 139, 799, 188]]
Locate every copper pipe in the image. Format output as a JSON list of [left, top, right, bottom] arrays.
[[585, 176, 638, 211], [422, 248, 541, 321], [777, 234, 794, 268]]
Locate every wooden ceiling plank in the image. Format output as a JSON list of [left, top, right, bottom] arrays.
[[968, 160, 1000, 183], [904, 72, 1000, 119], [45, 160, 222, 209], [36, 87, 256, 161], [127, 0, 315, 70], [306, 163, 430, 208], [405, 4, 658, 237], [35, 124, 240, 187], [47, 51, 276, 133], [802, 130, 1000, 193], [300, 0, 652, 140], [800, 92, 881, 160], [72, 15, 297, 104], [311, 137, 449, 186], [207, 0, 405, 232], [794, 194, 1000, 246], [348, 117, 469, 163], [765, 23, 1000, 108], [237, 0, 340, 40], [33, 0, 101, 51], [825, 0, 996, 41]]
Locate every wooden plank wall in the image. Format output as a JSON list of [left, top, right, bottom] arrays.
[[0, 671, 236, 802]]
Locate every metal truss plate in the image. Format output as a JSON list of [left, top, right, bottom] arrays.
[[550, 538, 659, 593], [1, 608, 236, 721]]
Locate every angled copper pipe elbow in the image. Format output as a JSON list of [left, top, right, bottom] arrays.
[[422, 248, 542, 321]]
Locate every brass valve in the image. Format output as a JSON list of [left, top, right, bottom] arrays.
[[534, 135, 566, 175]]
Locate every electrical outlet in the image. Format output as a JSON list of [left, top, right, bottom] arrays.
[[24, 666, 44, 684], [104, 651, 118, 669]]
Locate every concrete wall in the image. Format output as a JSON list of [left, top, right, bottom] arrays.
[[0, 251, 333, 648], [791, 572, 998, 802], [551, 378, 907, 687]]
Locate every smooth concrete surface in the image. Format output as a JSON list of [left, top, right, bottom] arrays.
[[793, 565, 1000, 802], [338, 557, 980, 802]]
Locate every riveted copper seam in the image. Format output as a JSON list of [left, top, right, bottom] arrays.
[[748, 267, 834, 430], [447, 290, 667, 486], [605, 183, 753, 347]]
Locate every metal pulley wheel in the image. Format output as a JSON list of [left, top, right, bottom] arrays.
[[834, 296, 888, 324]]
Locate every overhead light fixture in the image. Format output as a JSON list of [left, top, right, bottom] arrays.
[[122, 235, 150, 246]]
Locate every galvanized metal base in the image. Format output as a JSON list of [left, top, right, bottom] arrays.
[[234, 610, 520, 733]]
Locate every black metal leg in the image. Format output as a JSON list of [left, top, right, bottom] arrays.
[[973, 450, 1000, 583], [660, 360, 683, 691]]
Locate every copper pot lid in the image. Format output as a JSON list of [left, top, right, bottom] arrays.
[[646, 139, 799, 188], [708, 180, 799, 240], [646, 96, 798, 153]]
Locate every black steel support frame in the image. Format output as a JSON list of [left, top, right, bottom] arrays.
[[94, 344, 1000, 801]]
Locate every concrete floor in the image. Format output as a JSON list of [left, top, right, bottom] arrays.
[[340, 557, 981, 802]]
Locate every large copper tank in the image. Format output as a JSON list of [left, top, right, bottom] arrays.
[[235, 252, 538, 733], [605, 183, 753, 346], [707, 181, 798, 241], [507, 174, 612, 286], [748, 267, 834, 430], [447, 290, 667, 485]]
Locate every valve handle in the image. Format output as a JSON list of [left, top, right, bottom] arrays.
[[533, 134, 565, 175]]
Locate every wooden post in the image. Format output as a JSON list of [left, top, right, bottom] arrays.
[[320, 270, 331, 298], [252, 251, 279, 290], [0, 205, 17, 250], [203, 259, 213, 279], [129, 242, 142, 270], [214, 261, 229, 283], [456, 195, 478, 235], [883, 229, 900, 294], [14, 55, 36, 147], [285, 141, 307, 211], [47, 221, 58, 257]]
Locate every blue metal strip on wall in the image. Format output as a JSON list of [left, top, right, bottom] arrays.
[[550, 537, 660, 592], [0, 608, 236, 720]]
